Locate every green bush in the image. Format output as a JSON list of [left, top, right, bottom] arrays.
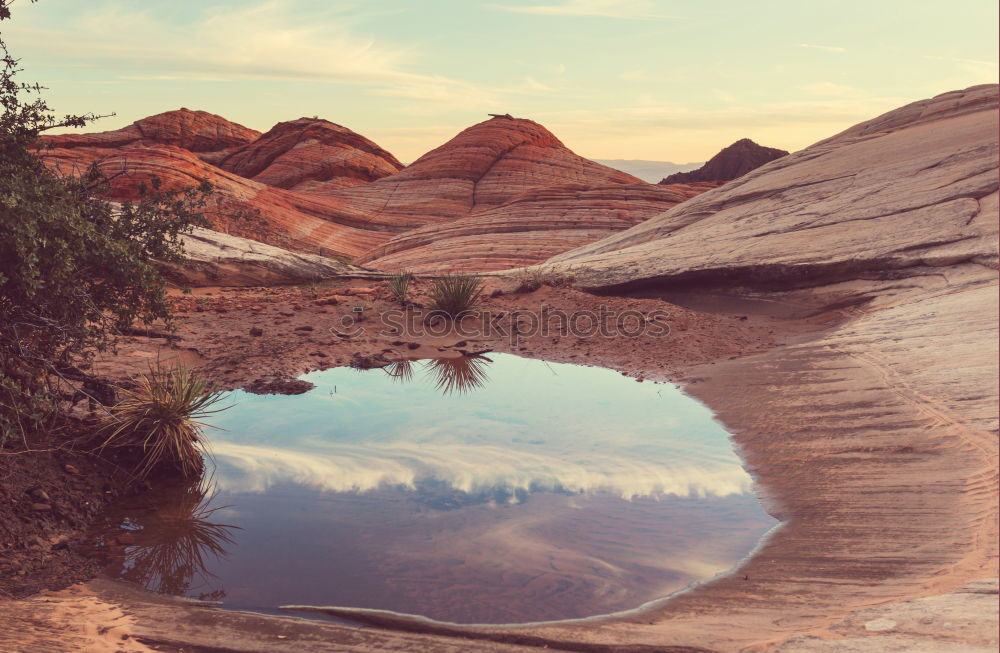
[[0, 5, 213, 444]]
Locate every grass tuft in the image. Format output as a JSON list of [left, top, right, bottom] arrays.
[[387, 271, 414, 304], [429, 274, 484, 318], [100, 366, 227, 480]]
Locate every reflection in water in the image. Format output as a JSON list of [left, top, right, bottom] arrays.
[[111, 354, 776, 623], [103, 480, 238, 600], [382, 354, 492, 394], [424, 354, 491, 395], [382, 358, 415, 383], [209, 354, 755, 500]]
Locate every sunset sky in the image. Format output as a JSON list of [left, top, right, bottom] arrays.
[[5, 0, 998, 162]]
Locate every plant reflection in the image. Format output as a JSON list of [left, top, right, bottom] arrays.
[[424, 355, 492, 395], [382, 358, 415, 383], [380, 355, 493, 395], [103, 478, 238, 600]]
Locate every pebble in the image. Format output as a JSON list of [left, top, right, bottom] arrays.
[[864, 618, 897, 632]]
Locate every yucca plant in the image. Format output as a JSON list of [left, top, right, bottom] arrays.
[[387, 271, 413, 304], [429, 274, 484, 318], [100, 366, 227, 480]]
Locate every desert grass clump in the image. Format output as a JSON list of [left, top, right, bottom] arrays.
[[387, 271, 414, 304], [100, 367, 227, 480], [429, 274, 484, 318], [512, 268, 574, 293]]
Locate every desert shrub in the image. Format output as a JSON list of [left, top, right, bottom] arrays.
[[99, 367, 226, 480], [0, 5, 213, 444], [429, 274, 484, 318], [512, 268, 574, 293], [387, 271, 413, 303]]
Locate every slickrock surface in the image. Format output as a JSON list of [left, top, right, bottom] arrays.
[[40, 108, 261, 167], [431, 82, 996, 650], [659, 138, 787, 184], [217, 117, 403, 192], [163, 226, 372, 287], [359, 181, 718, 272]]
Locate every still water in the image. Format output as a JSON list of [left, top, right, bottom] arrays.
[[100, 354, 775, 623]]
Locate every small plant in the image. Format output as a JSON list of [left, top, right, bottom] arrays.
[[387, 271, 413, 304], [429, 274, 484, 318], [100, 367, 227, 480], [512, 268, 574, 293]]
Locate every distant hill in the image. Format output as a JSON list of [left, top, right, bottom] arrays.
[[594, 159, 701, 183], [659, 139, 787, 184]]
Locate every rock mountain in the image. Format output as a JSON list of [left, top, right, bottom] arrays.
[[39, 112, 719, 273], [659, 138, 788, 184]]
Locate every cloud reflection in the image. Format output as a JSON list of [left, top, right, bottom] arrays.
[[212, 440, 752, 500]]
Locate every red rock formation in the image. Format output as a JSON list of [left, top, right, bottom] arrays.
[[38, 112, 717, 265], [217, 118, 403, 192], [323, 116, 645, 231], [41, 108, 261, 168], [360, 182, 718, 272], [659, 138, 787, 184]]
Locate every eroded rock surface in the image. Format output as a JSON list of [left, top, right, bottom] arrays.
[[40, 113, 695, 265], [162, 226, 370, 287], [217, 117, 403, 192], [359, 181, 718, 272], [41, 108, 262, 167]]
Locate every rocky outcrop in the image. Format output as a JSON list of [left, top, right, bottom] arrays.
[[360, 181, 717, 272], [162, 226, 371, 287], [217, 118, 403, 192], [39, 114, 664, 263], [659, 138, 787, 184], [550, 86, 997, 291], [322, 115, 644, 233], [504, 84, 999, 650], [40, 108, 261, 167]]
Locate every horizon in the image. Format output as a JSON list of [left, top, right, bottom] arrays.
[[5, 0, 998, 162]]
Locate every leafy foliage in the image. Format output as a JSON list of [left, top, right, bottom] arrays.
[[0, 4, 214, 444], [429, 274, 484, 318]]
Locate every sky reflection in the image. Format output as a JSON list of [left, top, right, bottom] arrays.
[[207, 354, 753, 501]]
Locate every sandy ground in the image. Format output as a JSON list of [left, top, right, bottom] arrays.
[[1, 276, 996, 651]]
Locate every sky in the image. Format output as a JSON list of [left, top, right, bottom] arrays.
[[3, 0, 997, 162]]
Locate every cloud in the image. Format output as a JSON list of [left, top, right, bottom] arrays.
[[923, 55, 999, 80], [13, 1, 500, 110], [797, 43, 846, 53], [522, 75, 555, 91], [212, 440, 753, 500], [491, 0, 672, 19], [799, 82, 861, 97]]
